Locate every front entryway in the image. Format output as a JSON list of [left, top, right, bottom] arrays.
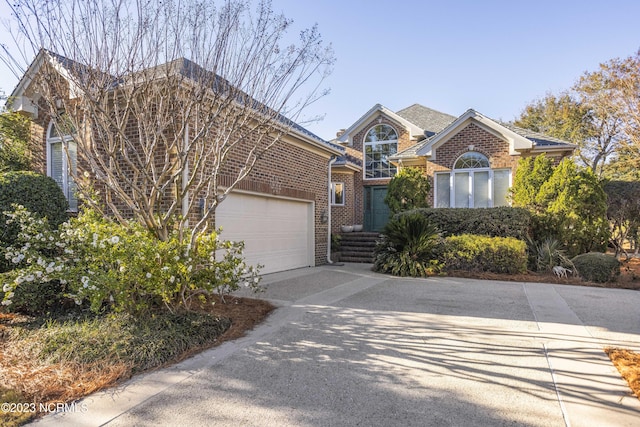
[[364, 186, 390, 232]]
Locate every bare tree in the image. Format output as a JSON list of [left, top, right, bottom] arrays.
[[2, 0, 333, 246]]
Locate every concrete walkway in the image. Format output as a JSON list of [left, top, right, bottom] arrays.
[[31, 263, 640, 426]]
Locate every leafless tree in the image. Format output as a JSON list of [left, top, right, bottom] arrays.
[[1, 0, 333, 246]]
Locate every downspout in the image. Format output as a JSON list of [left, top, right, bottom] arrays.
[[327, 155, 337, 264]]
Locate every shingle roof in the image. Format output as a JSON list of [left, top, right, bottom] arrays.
[[39, 51, 341, 153], [392, 107, 575, 160], [395, 104, 457, 136], [499, 122, 575, 148]]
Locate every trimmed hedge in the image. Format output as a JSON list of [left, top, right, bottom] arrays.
[[398, 207, 532, 240], [442, 234, 528, 274], [571, 252, 620, 283]]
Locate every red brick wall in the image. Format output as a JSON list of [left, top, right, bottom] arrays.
[[330, 171, 356, 233], [425, 123, 520, 203], [27, 91, 333, 266]]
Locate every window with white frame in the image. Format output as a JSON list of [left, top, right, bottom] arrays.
[[331, 182, 345, 205], [435, 152, 510, 208], [47, 118, 78, 211], [364, 124, 398, 179]]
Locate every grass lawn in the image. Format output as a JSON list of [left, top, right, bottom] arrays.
[[0, 295, 274, 426]]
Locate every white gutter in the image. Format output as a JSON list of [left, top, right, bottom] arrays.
[[327, 155, 337, 264]]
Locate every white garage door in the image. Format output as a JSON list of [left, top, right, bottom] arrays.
[[216, 192, 314, 274]]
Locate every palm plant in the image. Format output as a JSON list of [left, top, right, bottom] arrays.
[[373, 213, 443, 277]]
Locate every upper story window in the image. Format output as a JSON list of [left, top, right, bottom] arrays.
[[435, 151, 510, 208], [47, 118, 78, 211], [364, 124, 397, 179]]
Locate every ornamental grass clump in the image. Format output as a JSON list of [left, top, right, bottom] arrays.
[[1, 205, 262, 315]]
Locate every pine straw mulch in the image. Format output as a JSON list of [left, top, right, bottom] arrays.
[[0, 296, 274, 426], [605, 348, 640, 400]]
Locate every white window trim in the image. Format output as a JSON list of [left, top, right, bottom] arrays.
[[434, 168, 511, 208], [46, 121, 78, 212], [331, 182, 345, 206], [363, 124, 398, 181]]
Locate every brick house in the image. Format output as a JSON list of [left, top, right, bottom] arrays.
[[8, 50, 343, 274], [331, 104, 576, 232]]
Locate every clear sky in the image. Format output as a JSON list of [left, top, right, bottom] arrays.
[[1, 0, 640, 141]]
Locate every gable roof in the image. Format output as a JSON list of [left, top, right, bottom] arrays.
[[394, 109, 575, 160], [8, 50, 342, 155], [395, 104, 456, 136], [337, 104, 425, 145]]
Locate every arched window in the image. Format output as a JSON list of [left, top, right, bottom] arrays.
[[364, 124, 398, 179], [435, 151, 510, 208], [47, 117, 78, 211]]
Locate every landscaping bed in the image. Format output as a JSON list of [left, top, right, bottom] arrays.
[[0, 295, 274, 427]]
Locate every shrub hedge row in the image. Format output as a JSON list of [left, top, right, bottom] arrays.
[[442, 234, 528, 275], [398, 207, 532, 240]]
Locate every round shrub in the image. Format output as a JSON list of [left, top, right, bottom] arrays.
[[571, 252, 620, 283], [0, 171, 69, 245]]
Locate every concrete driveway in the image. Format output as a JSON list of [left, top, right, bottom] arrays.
[[32, 263, 640, 426]]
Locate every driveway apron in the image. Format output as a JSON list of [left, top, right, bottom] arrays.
[[31, 264, 640, 426]]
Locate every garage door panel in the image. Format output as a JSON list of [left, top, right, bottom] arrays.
[[216, 193, 313, 274]]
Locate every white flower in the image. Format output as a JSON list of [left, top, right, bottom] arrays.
[[169, 276, 175, 283], [2, 284, 11, 292], [174, 256, 180, 261], [25, 274, 34, 282], [146, 273, 152, 279], [11, 257, 20, 264], [110, 236, 120, 244], [60, 279, 67, 285], [81, 276, 90, 285], [1, 300, 11, 306]]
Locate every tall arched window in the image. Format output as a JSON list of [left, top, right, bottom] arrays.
[[435, 152, 510, 208], [364, 124, 398, 179], [47, 118, 78, 211]]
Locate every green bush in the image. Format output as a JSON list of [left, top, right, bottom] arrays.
[[398, 207, 532, 240], [1, 206, 262, 315], [373, 213, 443, 277], [385, 167, 431, 214], [571, 252, 620, 283], [0, 172, 69, 271], [442, 234, 528, 274]]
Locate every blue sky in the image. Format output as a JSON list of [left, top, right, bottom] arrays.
[[2, 0, 640, 141]]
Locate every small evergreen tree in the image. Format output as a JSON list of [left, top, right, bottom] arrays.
[[385, 167, 431, 214], [510, 154, 553, 211], [0, 112, 32, 172], [512, 156, 609, 257]]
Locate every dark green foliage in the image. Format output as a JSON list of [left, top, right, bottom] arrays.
[[398, 207, 532, 240], [603, 180, 640, 256], [511, 154, 554, 211], [0, 112, 32, 172], [571, 252, 620, 283], [373, 213, 443, 277], [6, 280, 72, 316], [384, 167, 431, 214], [510, 157, 609, 257], [37, 311, 231, 372], [537, 159, 609, 256], [0, 172, 69, 272], [442, 234, 528, 274]]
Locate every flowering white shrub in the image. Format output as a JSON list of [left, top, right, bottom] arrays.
[[1, 205, 262, 314]]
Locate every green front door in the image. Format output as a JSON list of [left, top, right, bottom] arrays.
[[364, 186, 390, 232]]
